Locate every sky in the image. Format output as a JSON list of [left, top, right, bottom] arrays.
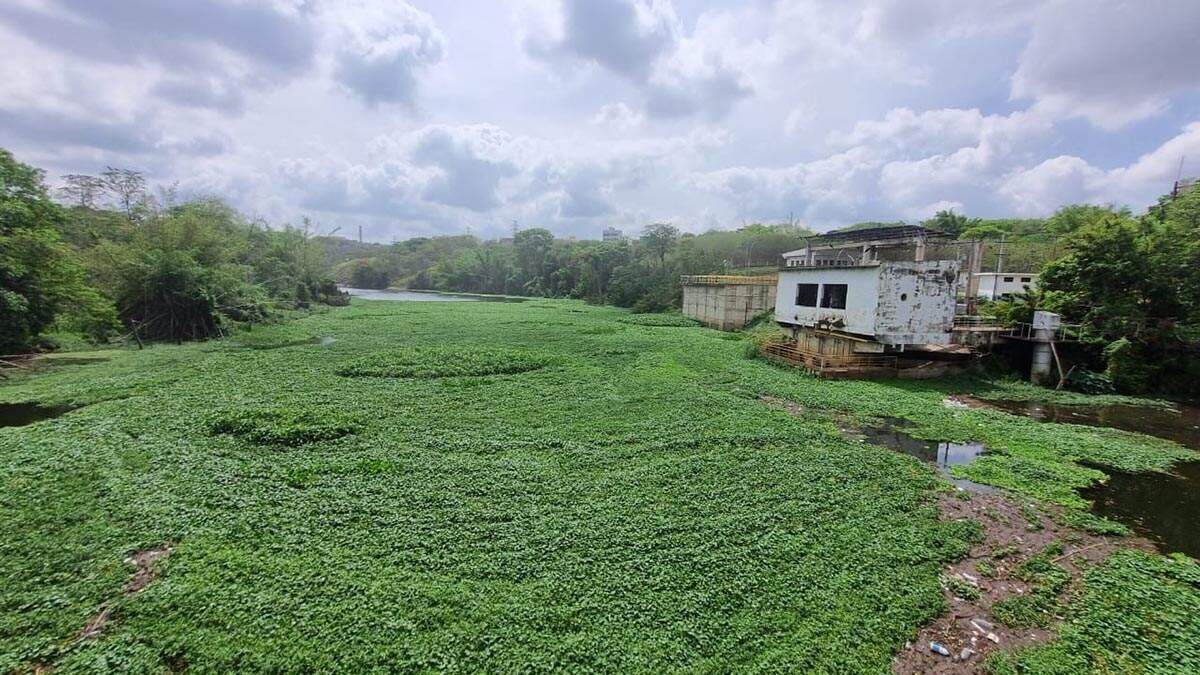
[[2, 0, 1200, 242]]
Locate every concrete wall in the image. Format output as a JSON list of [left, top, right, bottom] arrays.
[[775, 267, 881, 337], [874, 261, 959, 344], [682, 282, 776, 330]]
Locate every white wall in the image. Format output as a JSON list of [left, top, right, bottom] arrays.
[[875, 261, 958, 343], [975, 273, 1036, 300], [775, 267, 880, 337]]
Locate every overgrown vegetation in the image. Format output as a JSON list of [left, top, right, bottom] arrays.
[[1, 298, 1194, 672], [336, 347, 548, 378], [988, 551, 1200, 674], [1, 150, 346, 352]]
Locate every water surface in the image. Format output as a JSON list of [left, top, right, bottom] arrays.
[[1081, 461, 1200, 558], [977, 399, 1200, 450], [855, 419, 993, 493], [0, 402, 76, 428]]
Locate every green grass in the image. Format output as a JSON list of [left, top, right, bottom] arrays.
[[1, 298, 1195, 672]]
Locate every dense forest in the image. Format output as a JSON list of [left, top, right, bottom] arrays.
[[2, 147, 1197, 395]]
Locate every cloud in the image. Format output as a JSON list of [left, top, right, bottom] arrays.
[[521, 0, 753, 119], [150, 78, 246, 114], [592, 102, 644, 131], [321, 0, 446, 107], [1011, 1, 1200, 129], [0, 107, 161, 155]]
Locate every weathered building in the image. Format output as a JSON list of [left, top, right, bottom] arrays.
[[681, 275, 777, 330]]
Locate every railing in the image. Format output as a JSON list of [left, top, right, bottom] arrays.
[[680, 274, 778, 286], [1007, 322, 1086, 342], [760, 340, 899, 372], [953, 315, 1005, 329]]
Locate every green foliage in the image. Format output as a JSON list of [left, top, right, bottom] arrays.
[[988, 551, 1200, 674], [617, 312, 699, 327], [336, 347, 548, 378], [993, 544, 1071, 629], [945, 575, 982, 601], [0, 149, 117, 351], [209, 408, 360, 447]]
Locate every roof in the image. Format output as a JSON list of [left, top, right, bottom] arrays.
[[781, 225, 949, 258]]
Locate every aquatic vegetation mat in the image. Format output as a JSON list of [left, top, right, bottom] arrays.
[[617, 312, 699, 327], [336, 347, 548, 379], [1, 298, 1195, 672], [208, 408, 360, 446]]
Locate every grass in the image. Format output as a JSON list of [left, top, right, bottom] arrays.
[[1, 298, 1196, 672]]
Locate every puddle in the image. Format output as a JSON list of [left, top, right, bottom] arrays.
[[1080, 461, 1200, 558], [0, 402, 76, 428], [855, 418, 994, 493], [965, 398, 1200, 450]]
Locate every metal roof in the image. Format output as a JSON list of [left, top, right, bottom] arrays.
[[808, 225, 948, 244]]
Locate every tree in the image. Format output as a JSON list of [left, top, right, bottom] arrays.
[[640, 223, 679, 266], [1, 149, 117, 352], [924, 209, 980, 238], [57, 174, 105, 209], [513, 227, 553, 289], [101, 166, 148, 220]]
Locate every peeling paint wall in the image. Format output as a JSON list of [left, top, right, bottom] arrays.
[[874, 260, 959, 344], [775, 261, 958, 344], [682, 282, 776, 330]]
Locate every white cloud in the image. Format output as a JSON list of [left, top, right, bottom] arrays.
[[592, 102, 644, 131]]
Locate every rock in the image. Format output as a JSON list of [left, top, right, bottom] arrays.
[[959, 648, 975, 661]]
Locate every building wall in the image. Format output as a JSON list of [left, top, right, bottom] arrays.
[[874, 260, 959, 344], [775, 267, 881, 337], [974, 273, 1037, 300], [682, 282, 776, 330]]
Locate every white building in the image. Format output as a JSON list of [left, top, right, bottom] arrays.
[[973, 272, 1036, 300], [602, 227, 624, 242], [773, 226, 967, 352], [775, 261, 959, 345]]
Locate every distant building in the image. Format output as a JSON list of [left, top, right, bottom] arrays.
[[602, 226, 624, 242], [973, 272, 1036, 300]]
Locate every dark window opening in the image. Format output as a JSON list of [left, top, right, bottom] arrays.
[[1003, 276, 1014, 282], [796, 283, 818, 307], [900, 293, 908, 301], [1021, 276, 1032, 282], [820, 283, 848, 310]]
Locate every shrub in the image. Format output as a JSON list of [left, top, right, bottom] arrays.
[[209, 408, 360, 447], [617, 313, 698, 327]]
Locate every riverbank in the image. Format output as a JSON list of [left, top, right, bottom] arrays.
[[1, 298, 1196, 672]]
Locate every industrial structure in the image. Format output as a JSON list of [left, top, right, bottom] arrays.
[[602, 227, 624, 242]]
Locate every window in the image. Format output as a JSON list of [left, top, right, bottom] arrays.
[[820, 283, 848, 310], [1021, 276, 1032, 282], [1003, 276, 1014, 283], [795, 283, 818, 307]]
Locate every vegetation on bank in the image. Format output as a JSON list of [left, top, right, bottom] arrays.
[[1, 150, 345, 354], [1, 298, 1196, 672]]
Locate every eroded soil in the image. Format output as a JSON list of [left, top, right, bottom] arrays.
[[892, 493, 1153, 674], [76, 544, 173, 642]]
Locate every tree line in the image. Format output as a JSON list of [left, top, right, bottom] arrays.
[[1, 149, 345, 354]]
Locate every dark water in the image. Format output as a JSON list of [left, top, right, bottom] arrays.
[[856, 419, 994, 493], [1080, 462, 1200, 558], [980, 399, 1200, 450], [0, 402, 76, 428], [969, 397, 1200, 555], [343, 288, 525, 303]]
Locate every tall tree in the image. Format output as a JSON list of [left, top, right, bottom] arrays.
[[101, 166, 147, 220], [640, 223, 679, 266], [57, 174, 105, 209]]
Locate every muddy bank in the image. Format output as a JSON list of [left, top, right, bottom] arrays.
[[892, 493, 1154, 674]]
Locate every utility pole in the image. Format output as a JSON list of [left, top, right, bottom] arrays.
[[358, 225, 363, 244], [992, 236, 1006, 300]]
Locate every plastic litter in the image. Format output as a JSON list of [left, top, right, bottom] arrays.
[[959, 648, 975, 661], [986, 632, 1001, 644], [972, 617, 995, 631], [930, 642, 951, 656]]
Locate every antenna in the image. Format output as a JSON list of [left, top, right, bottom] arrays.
[[358, 224, 363, 244], [1177, 155, 1186, 183]]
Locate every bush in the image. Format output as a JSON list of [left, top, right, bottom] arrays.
[[209, 408, 360, 447], [617, 313, 698, 327]]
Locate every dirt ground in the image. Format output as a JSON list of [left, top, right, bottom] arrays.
[[891, 491, 1153, 674]]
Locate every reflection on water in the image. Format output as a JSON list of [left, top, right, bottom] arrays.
[[1081, 461, 1200, 558], [980, 399, 1200, 450], [342, 288, 525, 303], [0, 402, 76, 428], [856, 419, 993, 493]]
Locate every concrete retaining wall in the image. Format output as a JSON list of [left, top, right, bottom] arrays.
[[682, 282, 777, 330]]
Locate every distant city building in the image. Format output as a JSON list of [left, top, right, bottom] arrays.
[[602, 226, 624, 242]]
